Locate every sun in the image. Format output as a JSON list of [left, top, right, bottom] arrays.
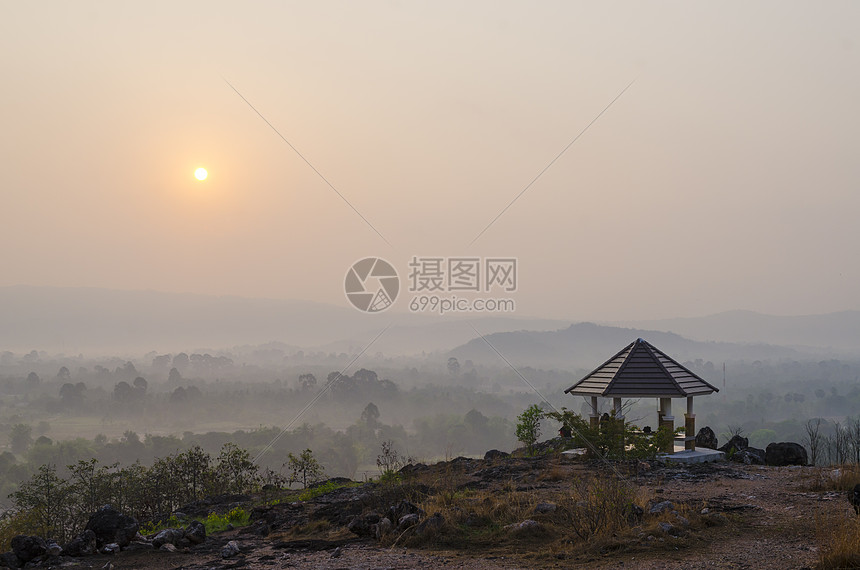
[[194, 167, 208, 181]]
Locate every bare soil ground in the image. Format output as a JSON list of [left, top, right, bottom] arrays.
[[55, 459, 855, 570]]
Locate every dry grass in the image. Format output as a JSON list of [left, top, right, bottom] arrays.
[[817, 513, 860, 568], [380, 468, 704, 562], [804, 464, 860, 492]]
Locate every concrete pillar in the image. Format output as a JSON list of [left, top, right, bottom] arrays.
[[685, 396, 696, 451], [589, 396, 599, 429], [659, 397, 674, 453], [613, 397, 623, 420]]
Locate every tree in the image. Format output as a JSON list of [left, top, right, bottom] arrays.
[[10, 423, 33, 454], [26, 371, 41, 388], [167, 367, 183, 384], [133, 376, 148, 395], [804, 418, 823, 466], [361, 402, 380, 428], [515, 404, 543, 455], [285, 449, 325, 489], [298, 373, 317, 391], [56, 366, 71, 381], [447, 357, 460, 376]]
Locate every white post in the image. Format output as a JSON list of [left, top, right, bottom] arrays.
[[589, 396, 599, 428], [613, 397, 623, 420]]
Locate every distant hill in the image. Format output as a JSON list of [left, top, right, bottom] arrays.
[[613, 310, 860, 352], [448, 322, 806, 371], [0, 286, 566, 356], [0, 286, 368, 355]]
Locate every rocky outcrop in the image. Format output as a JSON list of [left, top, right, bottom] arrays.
[[718, 435, 749, 455], [10, 536, 47, 563], [85, 505, 139, 547], [851, 484, 860, 515], [63, 529, 97, 557], [484, 449, 510, 461], [765, 442, 808, 466], [695, 427, 719, 450]]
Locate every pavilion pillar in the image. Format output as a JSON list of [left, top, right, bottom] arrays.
[[685, 396, 696, 451], [613, 397, 624, 420], [589, 396, 599, 429], [658, 397, 674, 453]]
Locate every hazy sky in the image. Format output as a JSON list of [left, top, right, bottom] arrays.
[[3, 1, 858, 321]]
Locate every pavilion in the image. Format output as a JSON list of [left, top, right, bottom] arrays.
[[564, 338, 719, 453]]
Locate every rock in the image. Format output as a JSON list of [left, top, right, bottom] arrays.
[[152, 528, 184, 548], [159, 543, 177, 552], [374, 517, 392, 540], [184, 521, 206, 544], [102, 543, 120, 554], [388, 500, 424, 524], [484, 449, 510, 461], [331, 546, 342, 558], [221, 540, 240, 558], [0, 552, 21, 569], [10, 535, 47, 562], [85, 505, 139, 547], [626, 503, 645, 524], [45, 540, 62, 557], [504, 519, 542, 534], [534, 502, 557, 514], [718, 434, 749, 455], [765, 442, 808, 466], [124, 541, 154, 552], [730, 447, 765, 465], [658, 521, 681, 536], [415, 513, 445, 536], [695, 427, 719, 450], [675, 515, 690, 527], [64, 529, 97, 557], [397, 513, 420, 531], [649, 500, 675, 514], [347, 513, 381, 538]]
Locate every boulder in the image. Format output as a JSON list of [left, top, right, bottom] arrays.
[[649, 500, 675, 514], [534, 502, 557, 514], [374, 517, 392, 540], [0, 552, 22, 569], [730, 447, 766, 465], [63, 530, 97, 557], [160, 543, 177, 552], [152, 528, 184, 549], [695, 427, 719, 450], [10, 536, 46, 563], [765, 442, 808, 466], [484, 449, 510, 461], [347, 513, 381, 538], [221, 540, 240, 559], [850, 484, 860, 515], [184, 521, 206, 544], [415, 513, 445, 536], [85, 505, 139, 547], [102, 543, 121, 555], [396, 513, 420, 531], [718, 435, 749, 455], [387, 500, 424, 524], [45, 540, 62, 557]]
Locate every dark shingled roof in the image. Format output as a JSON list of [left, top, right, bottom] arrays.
[[564, 338, 719, 398]]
